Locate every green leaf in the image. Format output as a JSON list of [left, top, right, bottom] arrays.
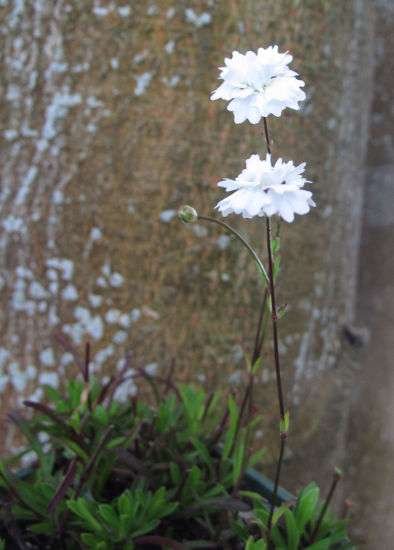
[[44, 385, 70, 411], [251, 357, 263, 376], [169, 462, 181, 485], [132, 519, 160, 538], [277, 302, 288, 319], [201, 484, 226, 499], [272, 500, 293, 526], [285, 509, 300, 550], [13, 479, 54, 515], [190, 437, 215, 477], [92, 404, 109, 425], [295, 483, 319, 534], [255, 260, 270, 287], [222, 394, 238, 460], [245, 536, 267, 550], [106, 436, 128, 450], [239, 490, 265, 502], [118, 491, 132, 517], [271, 236, 280, 255], [81, 533, 106, 548], [28, 521, 53, 534], [99, 503, 118, 527], [63, 439, 90, 462], [67, 499, 104, 533], [280, 409, 290, 436], [232, 431, 245, 486], [248, 446, 266, 468], [8, 412, 51, 481], [270, 524, 287, 548], [273, 255, 281, 281], [303, 540, 331, 550]]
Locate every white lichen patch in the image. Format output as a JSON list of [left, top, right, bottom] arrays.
[[8, 362, 27, 392], [93, 2, 115, 17], [134, 72, 152, 96], [86, 96, 104, 109], [166, 7, 176, 18], [90, 227, 102, 241], [61, 284, 78, 301], [39, 347, 55, 367], [113, 330, 128, 344], [64, 306, 104, 343], [130, 308, 141, 322], [216, 235, 230, 250], [118, 5, 131, 17], [165, 40, 175, 54], [15, 267, 34, 279], [38, 371, 59, 388], [110, 58, 119, 70], [185, 8, 212, 27], [16, 166, 38, 205], [94, 344, 115, 365], [88, 294, 103, 307], [2, 214, 26, 234], [145, 362, 158, 375], [110, 272, 123, 287], [111, 375, 137, 402], [41, 90, 82, 140], [25, 365, 37, 380], [161, 75, 180, 88], [29, 281, 48, 299], [46, 258, 74, 280], [159, 209, 176, 223], [228, 370, 242, 385]]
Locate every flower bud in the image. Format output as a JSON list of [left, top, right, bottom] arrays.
[[177, 205, 198, 224]]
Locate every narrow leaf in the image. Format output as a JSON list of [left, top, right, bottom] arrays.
[[46, 459, 77, 514]]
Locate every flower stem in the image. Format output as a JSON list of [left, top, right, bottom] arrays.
[[251, 289, 268, 365], [262, 116, 288, 546], [266, 216, 285, 419], [263, 117, 272, 155], [267, 437, 286, 533], [197, 215, 269, 287], [309, 470, 342, 544]]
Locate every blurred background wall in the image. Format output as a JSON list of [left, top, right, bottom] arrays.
[[0, 1, 392, 547]]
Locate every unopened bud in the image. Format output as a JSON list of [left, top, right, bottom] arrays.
[[178, 205, 198, 224], [333, 467, 342, 481]]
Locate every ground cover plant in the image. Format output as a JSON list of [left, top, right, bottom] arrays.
[[0, 46, 355, 549]]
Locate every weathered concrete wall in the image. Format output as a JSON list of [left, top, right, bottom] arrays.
[[343, 0, 394, 546], [0, 0, 375, 490]]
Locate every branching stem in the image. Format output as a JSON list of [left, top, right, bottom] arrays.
[[197, 215, 269, 286]]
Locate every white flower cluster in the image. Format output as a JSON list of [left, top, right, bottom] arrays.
[[211, 46, 305, 124], [212, 46, 314, 223], [215, 154, 315, 223]]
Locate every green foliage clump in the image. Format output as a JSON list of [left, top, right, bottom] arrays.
[[0, 363, 353, 549]]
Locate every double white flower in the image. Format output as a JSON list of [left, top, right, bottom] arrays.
[[212, 46, 315, 222], [211, 46, 306, 124], [215, 154, 315, 223]]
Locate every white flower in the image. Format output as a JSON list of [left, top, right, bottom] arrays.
[[211, 46, 306, 123], [215, 154, 315, 223]]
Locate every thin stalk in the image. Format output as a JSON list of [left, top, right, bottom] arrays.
[[251, 290, 268, 365], [309, 470, 342, 544], [266, 216, 285, 419], [263, 117, 272, 155], [198, 215, 269, 287], [262, 116, 289, 548], [252, 288, 268, 366], [267, 438, 285, 533], [229, 373, 254, 458]]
